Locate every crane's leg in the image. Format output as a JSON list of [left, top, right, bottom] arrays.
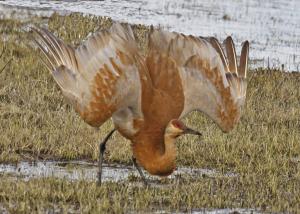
[[132, 157, 149, 186], [97, 129, 116, 186]]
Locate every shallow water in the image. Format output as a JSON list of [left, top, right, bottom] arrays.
[[0, 161, 266, 213], [0, 0, 299, 71], [0, 160, 236, 183]]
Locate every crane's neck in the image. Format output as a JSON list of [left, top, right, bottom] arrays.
[[132, 132, 177, 176]]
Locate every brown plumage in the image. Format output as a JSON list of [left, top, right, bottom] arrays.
[[31, 23, 249, 178]]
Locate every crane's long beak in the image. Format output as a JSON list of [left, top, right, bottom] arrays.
[[184, 127, 202, 136]]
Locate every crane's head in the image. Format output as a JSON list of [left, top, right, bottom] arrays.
[[165, 119, 202, 138]]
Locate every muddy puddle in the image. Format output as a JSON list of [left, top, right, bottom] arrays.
[[0, 160, 237, 183]]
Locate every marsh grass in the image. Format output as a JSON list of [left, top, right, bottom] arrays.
[[0, 13, 299, 213]]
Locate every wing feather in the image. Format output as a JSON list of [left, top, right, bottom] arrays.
[[32, 23, 150, 133], [224, 36, 238, 74], [239, 41, 249, 78], [207, 37, 230, 73], [148, 29, 249, 132]]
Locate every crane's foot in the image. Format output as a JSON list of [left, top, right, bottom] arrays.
[[97, 129, 116, 186], [132, 157, 149, 187]]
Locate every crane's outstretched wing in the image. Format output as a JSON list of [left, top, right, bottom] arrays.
[[32, 23, 150, 132], [148, 29, 249, 132]]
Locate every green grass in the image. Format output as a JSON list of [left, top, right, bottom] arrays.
[[0, 13, 300, 213]]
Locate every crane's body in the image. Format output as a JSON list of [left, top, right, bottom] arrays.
[[32, 23, 249, 182], [129, 87, 183, 176]]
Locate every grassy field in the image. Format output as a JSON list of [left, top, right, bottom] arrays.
[[0, 13, 300, 213]]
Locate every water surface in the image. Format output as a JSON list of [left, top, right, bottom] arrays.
[[0, 160, 236, 183], [0, 0, 299, 71]]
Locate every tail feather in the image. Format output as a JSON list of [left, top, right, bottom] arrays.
[[224, 36, 238, 74]]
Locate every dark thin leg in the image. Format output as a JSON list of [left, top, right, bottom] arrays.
[[132, 157, 148, 186], [97, 129, 116, 186]]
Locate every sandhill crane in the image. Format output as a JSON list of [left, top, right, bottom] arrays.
[[31, 23, 249, 185]]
